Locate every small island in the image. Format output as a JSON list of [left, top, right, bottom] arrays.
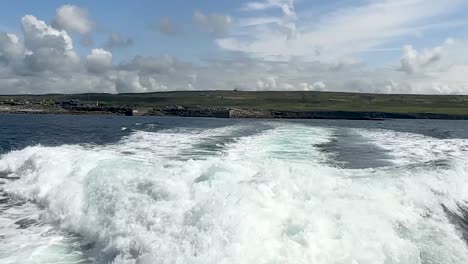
[[1, 91, 468, 120]]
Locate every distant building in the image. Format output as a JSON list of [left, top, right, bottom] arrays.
[[55, 99, 82, 107]]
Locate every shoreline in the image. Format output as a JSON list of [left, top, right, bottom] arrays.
[[2, 91, 468, 120], [2, 107, 468, 120]]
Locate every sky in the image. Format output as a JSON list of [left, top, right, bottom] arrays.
[[1, 0, 468, 94]]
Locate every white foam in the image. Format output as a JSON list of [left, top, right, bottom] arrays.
[[355, 128, 468, 165], [1, 124, 468, 264], [0, 199, 89, 264]]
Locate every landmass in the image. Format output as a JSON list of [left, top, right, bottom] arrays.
[[1, 91, 468, 120]]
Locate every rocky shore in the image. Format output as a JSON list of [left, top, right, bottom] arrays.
[[139, 107, 468, 120], [2, 105, 468, 120], [268, 110, 468, 120]]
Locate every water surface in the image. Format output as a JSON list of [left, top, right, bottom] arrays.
[[1, 114, 468, 264]]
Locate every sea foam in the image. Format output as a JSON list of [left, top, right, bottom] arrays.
[[1, 124, 468, 264]]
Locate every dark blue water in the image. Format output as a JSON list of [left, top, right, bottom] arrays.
[[1, 114, 467, 168], [1, 114, 466, 150]]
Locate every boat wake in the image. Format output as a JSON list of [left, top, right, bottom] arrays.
[[1, 123, 468, 264]]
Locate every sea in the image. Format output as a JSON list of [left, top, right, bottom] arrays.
[[1, 114, 468, 264]]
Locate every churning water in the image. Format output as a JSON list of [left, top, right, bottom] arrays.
[[1, 114, 468, 264]]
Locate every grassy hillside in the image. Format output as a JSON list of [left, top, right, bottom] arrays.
[[2, 91, 468, 115]]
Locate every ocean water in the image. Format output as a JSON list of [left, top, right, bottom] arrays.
[[1, 114, 468, 264]]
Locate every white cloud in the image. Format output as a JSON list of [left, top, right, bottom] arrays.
[[218, 0, 467, 62], [256, 76, 277, 90], [20, 15, 80, 74], [2, 5, 468, 95], [399, 39, 455, 74], [242, 0, 295, 15], [86, 49, 112, 74], [238, 17, 283, 27], [398, 64, 468, 94], [298, 82, 325, 91], [242, 0, 297, 36], [400, 45, 441, 74], [22, 15, 73, 52], [52, 5, 94, 35], [0, 33, 22, 63], [299, 81, 326, 91], [192, 11, 233, 37]]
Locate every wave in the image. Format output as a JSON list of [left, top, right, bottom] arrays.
[[1, 124, 468, 264]]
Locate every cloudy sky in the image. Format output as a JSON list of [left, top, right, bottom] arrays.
[[1, 0, 468, 94]]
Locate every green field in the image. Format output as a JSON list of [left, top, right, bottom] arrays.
[[2, 91, 468, 115]]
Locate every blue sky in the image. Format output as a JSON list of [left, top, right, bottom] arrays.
[[1, 0, 468, 94], [1, 0, 464, 64]]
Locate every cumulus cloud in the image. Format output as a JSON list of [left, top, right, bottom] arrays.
[[22, 15, 73, 52], [399, 39, 455, 74], [0, 33, 22, 63], [192, 11, 233, 37], [256, 76, 277, 90], [104, 33, 133, 49], [52, 5, 94, 35], [114, 71, 172, 93], [299, 81, 326, 91], [20, 15, 80, 74], [86, 49, 112, 74], [395, 64, 468, 94], [400, 46, 442, 74], [0, 14, 197, 94]]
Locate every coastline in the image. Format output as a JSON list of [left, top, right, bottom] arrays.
[[1, 106, 468, 120], [2, 91, 468, 120]]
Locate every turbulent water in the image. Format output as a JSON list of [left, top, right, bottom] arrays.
[[1, 115, 468, 264]]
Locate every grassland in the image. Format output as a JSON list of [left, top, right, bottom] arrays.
[[3, 91, 468, 116]]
